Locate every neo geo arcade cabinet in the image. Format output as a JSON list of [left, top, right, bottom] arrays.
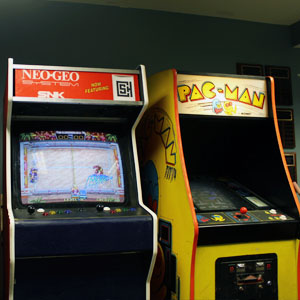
[[2, 58, 157, 300], [137, 69, 300, 300]]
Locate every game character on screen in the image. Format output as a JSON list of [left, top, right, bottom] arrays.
[[94, 165, 104, 174], [29, 168, 38, 183], [71, 185, 81, 200], [86, 165, 113, 189], [93, 165, 112, 182]]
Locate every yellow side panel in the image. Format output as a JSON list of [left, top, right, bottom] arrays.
[[194, 240, 298, 300], [139, 69, 300, 300], [138, 70, 197, 299]]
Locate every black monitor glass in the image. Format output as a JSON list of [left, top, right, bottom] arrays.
[[190, 176, 268, 212]]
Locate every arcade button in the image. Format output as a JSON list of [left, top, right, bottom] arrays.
[[103, 207, 111, 212], [130, 208, 137, 212], [56, 210, 64, 214], [37, 208, 45, 213], [43, 212, 49, 216], [229, 265, 235, 273], [64, 209, 72, 214], [49, 210, 56, 215], [115, 208, 122, 213], [280, 215, 287, 220], [270, 209, 277, 214], [27, 205, 36, 215]]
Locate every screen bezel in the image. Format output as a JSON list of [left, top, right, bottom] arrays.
[[11, 120, 138, 209]]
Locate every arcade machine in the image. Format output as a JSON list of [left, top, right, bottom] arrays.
[[137, 69, 300, 300], [2, 58, 157, 300]]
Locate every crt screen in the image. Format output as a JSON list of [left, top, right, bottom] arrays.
[[19, 131, 124, 204], [190, 176, 255, 212]]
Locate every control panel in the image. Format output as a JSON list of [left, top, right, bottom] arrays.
[[216, 254, 278, 300], [197, 208, 293, 225], [13, 205, 142, 220]]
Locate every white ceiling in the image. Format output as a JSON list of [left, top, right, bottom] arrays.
[[51, 0, 300, 25]]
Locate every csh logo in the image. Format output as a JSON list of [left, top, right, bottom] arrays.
[[116, 81, 133, 98], [38, 91, 65, 98], [112, 75, 136, 101]]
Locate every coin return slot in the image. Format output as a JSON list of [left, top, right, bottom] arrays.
[[237, 274, 263, 285]]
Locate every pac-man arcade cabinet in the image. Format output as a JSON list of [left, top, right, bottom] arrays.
[[2, 59, 157, 300], [137, 69, 300, 300]]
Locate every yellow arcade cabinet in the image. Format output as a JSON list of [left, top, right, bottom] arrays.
[[137, 69, 300, 300]]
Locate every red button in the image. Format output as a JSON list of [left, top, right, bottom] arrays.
[[229, 266, 235, 272], [266, 263, 271, 270], [240, 207, 248, 214]]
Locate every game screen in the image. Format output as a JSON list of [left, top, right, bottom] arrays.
[[19, 131, 125, 205], [189, 176, 267, 212]]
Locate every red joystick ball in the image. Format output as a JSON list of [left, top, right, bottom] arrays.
[[240, 207, 248, 214]]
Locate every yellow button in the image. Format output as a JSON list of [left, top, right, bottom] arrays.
[[49, 210, 56, 215]]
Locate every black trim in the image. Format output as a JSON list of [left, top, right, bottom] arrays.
[[14, 251, 152, 300], [216, 253, 278, 300], [177, 70, 266, 81], [15, 214, 153, 257], [11, 119, 140, 210], [197, 220, 299, 245]]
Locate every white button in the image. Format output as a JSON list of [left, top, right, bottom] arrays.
[[269, 209, 277, 214], [103, 207, 111, 212], [37, 208, 45, 213], [279, 215, 287, 220]]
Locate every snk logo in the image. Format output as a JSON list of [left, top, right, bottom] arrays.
[[38, 91, 65, 98], [23, 70, 80, 82]]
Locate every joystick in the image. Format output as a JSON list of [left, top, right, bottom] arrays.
[[96, 204, 104, 212], [240, 207, 248, 215], [235, 207, 249, 219], [27, 205, 36, 215]]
